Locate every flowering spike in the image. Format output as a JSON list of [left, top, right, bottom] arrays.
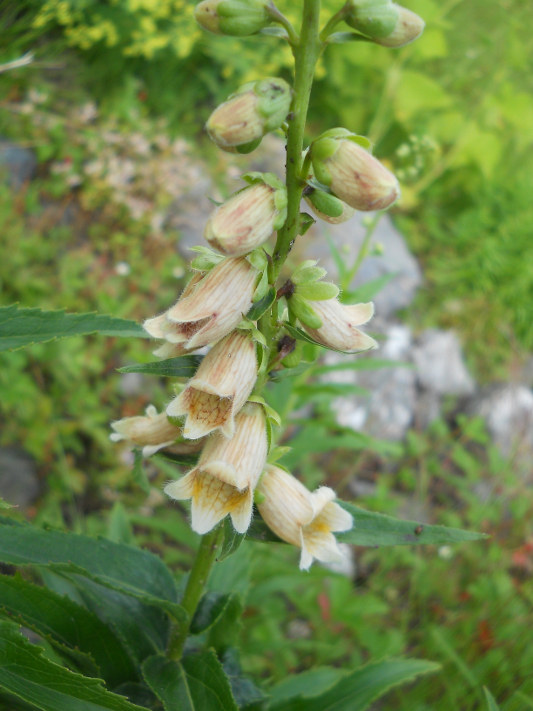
[[144, 257, 258, 351], [206, 78, 293, 153], [311, 132, 400, 211], [302, 299, 378, 352], [165, 403, 267, 534], [257, 465, 353, 570], [205, 181, 287, 257], [166, 330, 257, 439]]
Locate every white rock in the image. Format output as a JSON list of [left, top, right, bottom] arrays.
[[474, 385, 533, 463], [412, 329, 475, 396]]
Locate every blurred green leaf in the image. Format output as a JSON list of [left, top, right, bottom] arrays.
[[221, 648, 268, 711], [118, 356, 202, 377], [0, 304, 147, 352], [219, 518, 245, 562], [483, 687, 501, 711], [247, 288, 276, 321], [132, 449, 151, 494], [340, 273, 397, 304]]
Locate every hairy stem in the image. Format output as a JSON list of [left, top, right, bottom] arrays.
[[271, 0, 322, 283], [167, 525, 223, 661]]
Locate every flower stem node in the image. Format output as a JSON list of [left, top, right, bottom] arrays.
[[310, 128, 400, 211], [205, 173, 287, 257], [194, 0, 272, 37], [165, 403, 267, 534], [206, 78, 293, 154], [303, 299, 378, 353], [345, 0, 425, 47], [304, 188, 356, 225], [110, 405, 205, 458], [143, 258, 258, 351], [257, 465, 353, 570], [166, 330, 258, 440]]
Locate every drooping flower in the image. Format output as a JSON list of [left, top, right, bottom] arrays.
[[345, 0, 425, 47], [301, 299, 378, 352], [144, 257, 258, 351], [257, 465, 353, 570], [194, 0, 272, 37], [110, 405, 204, 458], [204, 178, 287, 257], [206, 78, 293, 154], [166, 330, 257, 439], [311, 129, 400, 211], [165, 403, 267, 534]]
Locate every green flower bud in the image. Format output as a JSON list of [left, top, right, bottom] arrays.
[[194, 0, 272, 37], [310, 130, 400, 211], [206, 78, 293, 153], [345, 0, 424, 48], [204, 179, 287, 257], [304, 189, 356, 224]]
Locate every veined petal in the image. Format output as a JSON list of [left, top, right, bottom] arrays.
[[111, 411, 180, 447], [309, 486, 337, 518], [191, 472, 253, 535], [315, 501, 353, 533], [165, 470, 197, 500], [303, 299, 378, 352], [302, 528, 345, 565]]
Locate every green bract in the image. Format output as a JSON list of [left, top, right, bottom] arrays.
[[345, 0, 400, 39], [194, 0, 272, 37]]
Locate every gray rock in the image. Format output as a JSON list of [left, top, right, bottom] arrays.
[[412, 329, 475, 396], [167, 171, 214, 256], [119, 372, 145, 397], [472, 385, 533, 470], [324, 324, 417, 441], [0, 140, 37, 188], [300, 212, 423, 318], [0, 446, 40, 507]]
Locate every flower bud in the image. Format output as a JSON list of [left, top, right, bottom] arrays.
[[311, 130, 400, 211], [195, 0, 272, 37], [302, 299, 378, 353], [304, 189, 356, 225], [110, 405, 204, 458], [144, 257, 258, 351], [166, 330, 257, 439], [257, 465, 353, 570], [345, 0, 424, 47], [206, 78, 292, 154], [165, 403, 267, 534], [204, 179, 287, 257]]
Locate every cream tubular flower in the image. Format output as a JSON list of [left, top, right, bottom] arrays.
[[165, 403, 267, 534], [166, 330, 257, 440], [257, 465, 353, 570], [204, 182, 285, 257], [110, 405, 204, 458], [144, 258, 258, 350], [302, 299, 378, 352]]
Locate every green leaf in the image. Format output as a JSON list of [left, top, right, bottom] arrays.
[[269, 667, 346, 706], [288, 295, 322, 329], [218, 518, 245, 562], [326, 31, 372, 44], [259, 26, 289, 39], [252, 270, 269, 303], [270, 658, 440, 711], [296, 282, 339, 301], [118, 356, 203, 378], [0, 573, 136, 687], [293, 382, 368, 398], [268, 361, 314, 382], [0, 498, 13, 509], [298, 213, 316, 236], [341, 273, 397, 304], [221, 649, 268, 711], [246, 512, 284, 544], [311, 359, 409, 375], [0, 304, 147, 352], [246, 249, 269, 272], [338, 501, 488, 546], [143, 650, 239, 711], [0, 521, 185, 621], [0, 621, 146, 711], [207, 595, 244, 655], [132, 449, 151, 494], [291, 265, 327, 285], [484, 688, 501, 711], [190, 592, 242, 635], [190, 247, 225, 272], [246, 287, 276, 322]]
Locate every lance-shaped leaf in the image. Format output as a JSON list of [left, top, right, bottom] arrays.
[[218, 517, 245, 562], [221, 648, 268, 711], [0, 574, 136, 688], [0, 304, 147, 352], [246, 287, 276, 322], [338, 501, 487, 546], [118, 356, 203, 378], [269, 658, 440, 711], [0, 621, 146, 711], [143, 650, 239, 711], [0, 521, 185, 621]]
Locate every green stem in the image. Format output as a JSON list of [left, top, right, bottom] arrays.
[[267, 4, 300, 46], [340, 212, 382, 291], [167, 526, 223, 661], [319, 2, 350, 41], [271, 0, 322, 283]]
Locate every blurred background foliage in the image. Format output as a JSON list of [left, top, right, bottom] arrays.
[[0, 0, 533, 709]]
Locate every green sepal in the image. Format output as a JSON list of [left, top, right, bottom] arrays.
[[307, 189, 345, 218], [242, 171, 285, 190], [296, 282, 339, 301], [253, 489, 266, 505], [247, 394, 281, 427], [252, 269, 269, 303], [291, 264, 327, 285], [246, 248, 269, 271], [281, 338, 304, 367], [345, 0, 400, 39], [236, 317, 267, 346], [326, 30, 374, 43], [235, 137, 262, 154], [218, 0, 272, 36], [288, 294, 322, 329], [190, 246, 225, 272], [254, 78, 293, 130], [267, 445, 292, 464], [316, 127, 354, 140], [298, 212, 316, 235]]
